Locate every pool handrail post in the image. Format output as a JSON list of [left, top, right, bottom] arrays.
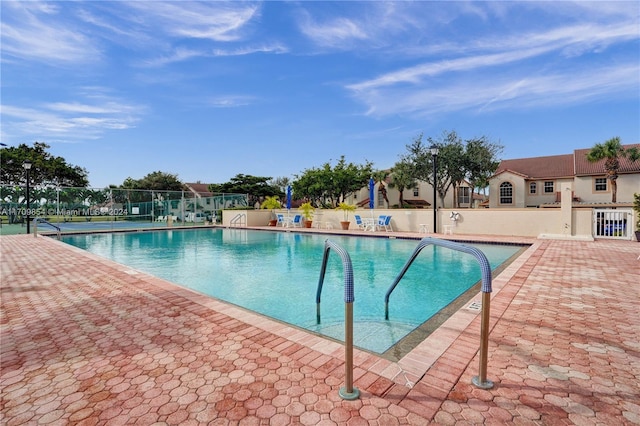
[[384, 237, 495, 389], [472, 291, 493, 389], [316, 239, 360, 400], [32, 217, 62, 240]]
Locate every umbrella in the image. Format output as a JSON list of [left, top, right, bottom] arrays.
[[369, 178, 375, 210], [286, 185, 292, 211], [369, 178, 375, 230]]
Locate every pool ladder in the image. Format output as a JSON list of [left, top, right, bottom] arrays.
[[230, 213, 246, 227], [33, 217, 61, 240], [384, 237, 495, 389], [316, 239, 360, 401]]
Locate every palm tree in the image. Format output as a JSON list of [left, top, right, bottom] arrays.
[[388, 160, 417, 208], [586, 137, 639, 203]]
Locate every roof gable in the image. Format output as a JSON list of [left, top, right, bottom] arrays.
[[185, 183, 213, 196], [495, 154, 574, 179]]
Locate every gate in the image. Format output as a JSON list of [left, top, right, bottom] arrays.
[[593, 209, 633, 240]]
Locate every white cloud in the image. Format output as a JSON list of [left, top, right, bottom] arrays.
[[344, 5, 639, 118], [352, 62, 639, 119], [348, 18, 639, 92], [298, 14, 369, 48], [207, 96, 256, 108], [1, 93, 144, 142], [124, 1, 260, 42], [212, 43, 288, 57], [140, 48, 207, 67], [0, 1, 100, 65]]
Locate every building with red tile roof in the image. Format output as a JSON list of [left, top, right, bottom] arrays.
[[489, 144, 639, 208]]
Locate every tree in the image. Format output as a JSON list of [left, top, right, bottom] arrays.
[[270, 176, 291, 194], [402, 131, 501, 208], [464, 137, 503, 207], [292, 156, 373, 208], [291, 167, 328, 207], [0, 142, 89, 187], [586, 137, 640, 203], [429, 132, 465, 208], [388, 159, 417, 208], [208, 174, 280, 207], [113, 172, 184, 195], [135, 171, 185, 191], [404, 131, 462, 208], [329, 156, 373, 206]]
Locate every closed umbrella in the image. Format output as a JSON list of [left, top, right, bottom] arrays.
[[369, 178, 375, 230], [369, 178, 375, 210], [286, 185, 292, 218]]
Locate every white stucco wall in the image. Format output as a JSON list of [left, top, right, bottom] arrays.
[[224, 206, 601, 239]]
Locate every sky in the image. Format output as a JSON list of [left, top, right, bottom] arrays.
[[1, 1, 639, 188]]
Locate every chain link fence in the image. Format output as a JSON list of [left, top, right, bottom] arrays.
[[0, 185, 248, 234]]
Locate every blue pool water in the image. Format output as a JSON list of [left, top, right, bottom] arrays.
[[62, 229, 522, 354]]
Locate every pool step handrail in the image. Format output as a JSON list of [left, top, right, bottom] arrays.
[[33, 217, 62, 240], [316, 239, 360, 401], [384, 237, 494, 389], [230, 213, 246, 227]]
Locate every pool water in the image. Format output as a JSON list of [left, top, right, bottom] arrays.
[[62, 229, 522, 354]]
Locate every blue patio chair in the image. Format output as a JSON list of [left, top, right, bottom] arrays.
[[291, 214, 303, 228], [276, 214, 286, 227], [376, 215, 387, 231], [354, 215, 365, 230], [382, 215, 393, 232]]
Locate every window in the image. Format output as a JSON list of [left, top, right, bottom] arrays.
[[458, 187, 470, 205], [594, 177, 607, 192], [413, 188, 419, 197], [544, 181, 554, 193], [529, 182, 537, 194], [499, 182, 513, 204], [377, 190, 384, 207]]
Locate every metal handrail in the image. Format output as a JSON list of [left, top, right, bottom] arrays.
[[316, 239, 359, 400], [230, 213, 246, 227], [33, 217, 62, 240], [384, 237, 494, 389]]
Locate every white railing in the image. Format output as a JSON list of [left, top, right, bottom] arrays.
[[593, 209, 633, 240]]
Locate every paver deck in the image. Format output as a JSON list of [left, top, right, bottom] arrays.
[[1, 229, 639, 425]]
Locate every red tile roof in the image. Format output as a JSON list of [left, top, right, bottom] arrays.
[[495, 143, 640, 179], [574, 143, 640, 176], [495, 154, 574, 179]]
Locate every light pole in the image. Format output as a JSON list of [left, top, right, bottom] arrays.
[[23, 160, 33, 234], [430, 144, 439, 233]]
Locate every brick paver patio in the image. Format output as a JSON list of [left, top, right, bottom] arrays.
[[1, 230, 639, 425]]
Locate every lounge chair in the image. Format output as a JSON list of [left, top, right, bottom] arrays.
[[354, 215, 365, 230], [375, 215, 387, 231], [276, 214, 286, 227], [291, 214, 303, 228], [382, 215, 393, 232]]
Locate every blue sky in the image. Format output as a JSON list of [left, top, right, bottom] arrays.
[[2, 1, 639, 188]]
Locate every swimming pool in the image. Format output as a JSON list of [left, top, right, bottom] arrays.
[[62, 229, 523, 355]]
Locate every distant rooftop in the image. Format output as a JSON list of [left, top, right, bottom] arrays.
[[495, 143, 640, 179]]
